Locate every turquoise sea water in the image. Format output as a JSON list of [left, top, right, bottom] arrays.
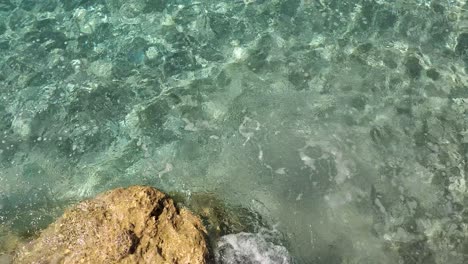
[[1, 0, 468, 263]]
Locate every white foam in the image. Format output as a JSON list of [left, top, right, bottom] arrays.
[[215, 232, 291, 264]]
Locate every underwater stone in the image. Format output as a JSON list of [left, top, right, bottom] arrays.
[[375, 10, 397, 30], [350, 95, 367, 110], [455, 32, 468, 56], [426, 68, 440, 81], [431, 3, 445, 14], [163, 51, 198, 75], [0, 22, 6, 35], [8, 9, 35, 31], [19, 0, 57, 12], [357, 2, 376, 30], [143, 0, 167, 13], [174, 192, 266, 242], [356, 43, 373, 54], [88, 60, 113, 78], [397, 239, 435, 264], [405, 56, 423, 79], [279, 0, 300, 18], [11, 117, 31, 140], [0, 226, 21, 260], [429, 19, 451, 44], [112, 58, 137, 78], [60, 0, 95, 12], [0, 0, 15, 12], [0, 105, 11, 131], [288, 70, 311, 90]]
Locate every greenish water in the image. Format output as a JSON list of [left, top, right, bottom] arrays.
[[1, 0, 468, 263]]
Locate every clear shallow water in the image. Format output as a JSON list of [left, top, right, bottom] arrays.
[[1, 0, 468, 263]]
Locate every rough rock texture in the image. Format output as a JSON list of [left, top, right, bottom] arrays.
[[13, 186, 209, 264]]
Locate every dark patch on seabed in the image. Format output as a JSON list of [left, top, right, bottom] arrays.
[[1, 0, 468, 263]]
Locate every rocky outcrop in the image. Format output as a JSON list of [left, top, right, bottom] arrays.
[[14, 186, 209, 264]]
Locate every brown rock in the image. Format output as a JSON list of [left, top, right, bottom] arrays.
[[14, 186, 209, 264]]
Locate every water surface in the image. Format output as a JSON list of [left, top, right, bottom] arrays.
[[1, 0, 468, 263]]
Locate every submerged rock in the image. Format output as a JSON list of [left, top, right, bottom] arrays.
[[13, 186, 209, 264], [0, 227, 21, 262], [171, 192, 266, 242]]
